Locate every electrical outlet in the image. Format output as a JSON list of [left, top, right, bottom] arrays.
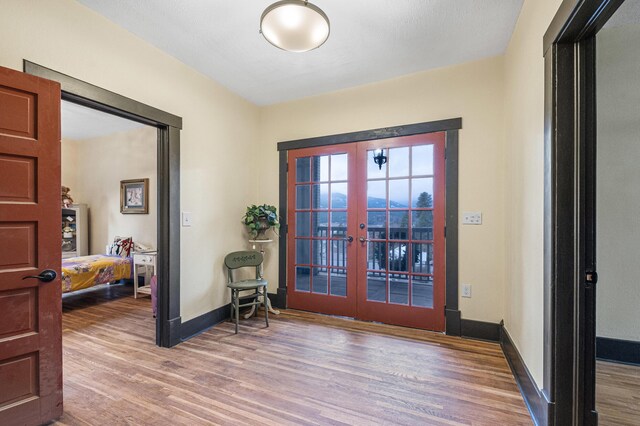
[[462, 284, 472, 298], [462, 211, 482, 225], [181, 211, 192, 227]]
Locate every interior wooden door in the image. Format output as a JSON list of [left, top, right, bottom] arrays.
[[287, 144, 358, 317], [0, 66, 63, 425], [355, 133, 446, 331]]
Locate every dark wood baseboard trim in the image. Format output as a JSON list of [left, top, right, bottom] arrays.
[[501, 326, 551, 426], [596, 336, 640, 366], [180, 304, 229, 341], [445, 309, 461, 336], [460, 319, 501, 342], [271, 289, 287, 309], [167, 316, 182, 347]]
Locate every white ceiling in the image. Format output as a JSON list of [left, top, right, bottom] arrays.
[[76, 0, 524, 106], [61, 100, 146, 140]]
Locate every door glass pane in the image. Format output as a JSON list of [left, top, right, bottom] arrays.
[[367, 149, 386, 179], [389, 179, 409, 208], [330, 211, 347, 236], [388, 241, 409, 272], [330, 239, 347, 268], [412, 243, 433, 275], [296, 185, 310, 209], [412, 211, 433, 241], [412, 275, 433, 308], [330, 269, 347, 296], [312, 267, 328, 294], [296, 212, 311, 237], [412, 144, 434, 176], [368, 241, 386, 270], [367, 180, 386, 208], [389, 147, 410, 177], [295, 266, 310, 292], [312, 183, 328, 209], [389, 211, 409, 240], [313, 155, 329, 182], [331, 154, 348, 181], [367, 271, 386, 302], [312, 211, 328, 237], [296, 157, 311, 182], [367, 211, 386, 240], [331, 182, 347, 208], [411, 178, 434, 208], [312, 239, 328, 266], [296, 239, 310, 264], [389, 276, 409, 305]]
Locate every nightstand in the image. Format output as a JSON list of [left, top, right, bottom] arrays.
[[133, 251, 157, 298]]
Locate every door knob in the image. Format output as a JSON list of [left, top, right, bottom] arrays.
[[22, 269, 57, 283], [359, 236, 369, 243]]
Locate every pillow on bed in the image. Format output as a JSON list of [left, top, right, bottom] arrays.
[[109, 236, 133, 257]]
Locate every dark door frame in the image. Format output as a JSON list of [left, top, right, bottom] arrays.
[[24, 60, 183, 348], [275, 118, 464, 335], [543, 1, 624, 424]]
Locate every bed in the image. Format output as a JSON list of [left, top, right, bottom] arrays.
[[61, 255, 132, 293]]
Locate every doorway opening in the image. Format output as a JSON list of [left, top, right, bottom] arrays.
[[60, 100, 159, 331], [24, 61, 183, 348], [277, 118, 462, 334], [544, 0, 640, 423]]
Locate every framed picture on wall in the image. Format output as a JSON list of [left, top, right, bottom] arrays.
[[120, 178, 149, 214]]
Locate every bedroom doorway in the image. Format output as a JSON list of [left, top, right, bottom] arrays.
[[60, 100, 159, 317], [24, 61, 183, 348]]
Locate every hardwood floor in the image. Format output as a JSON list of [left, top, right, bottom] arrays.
[[55, 285, 531, 425], [597, 360, 640, 425]]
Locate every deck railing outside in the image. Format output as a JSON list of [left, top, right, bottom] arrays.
[[310, 225, 433, 278]]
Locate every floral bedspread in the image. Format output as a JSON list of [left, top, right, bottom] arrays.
[[61, 255, 132, 293]]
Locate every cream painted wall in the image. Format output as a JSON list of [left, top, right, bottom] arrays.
[[0, 0, 260, 321], [61, 138, 78, 193], [503, 0, 563, 388], [258, 57, 508, 324], [596, 24, 640, 342], [62, 126, 158, 255]]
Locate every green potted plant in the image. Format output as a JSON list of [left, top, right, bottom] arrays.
[[243, 204, 280, 239]]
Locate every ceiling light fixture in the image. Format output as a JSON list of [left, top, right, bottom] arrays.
[[260, 0, 330, 52]]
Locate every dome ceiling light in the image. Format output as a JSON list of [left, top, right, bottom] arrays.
[[260, 0, 330, 52]]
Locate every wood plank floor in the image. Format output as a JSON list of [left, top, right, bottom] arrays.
[[597, 360, 640, 425], [55, 284, 532, 425]]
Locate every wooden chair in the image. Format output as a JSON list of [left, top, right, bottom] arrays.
[[224, 250, 269, 334]]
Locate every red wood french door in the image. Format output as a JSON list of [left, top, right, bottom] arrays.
[[355, 134, 445, 330], [287, 144, 359, 317], [287, 133, 446, 331], [0, 66, 63, 424]]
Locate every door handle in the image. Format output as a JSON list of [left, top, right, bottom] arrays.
[[22, 269, 57, 283], [343, 235, 354, 243], [359, 236, 369, 243]]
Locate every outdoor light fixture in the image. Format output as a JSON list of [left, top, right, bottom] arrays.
[[373, 149, 387, 170], [260, 0, 330, 52]]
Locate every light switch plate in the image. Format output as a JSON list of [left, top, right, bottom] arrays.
[[181, 211, 192, 227], [462, 211, 482, 225], [462, 284, 472, 298]]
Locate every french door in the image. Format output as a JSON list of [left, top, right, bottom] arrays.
[[287, 133, 446, 331]]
